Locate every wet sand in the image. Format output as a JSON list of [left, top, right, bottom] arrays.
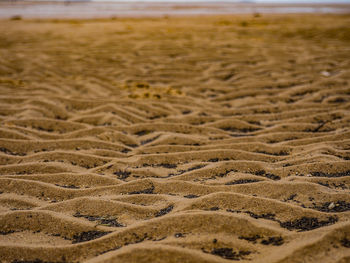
[[0, 14, 350, 263]]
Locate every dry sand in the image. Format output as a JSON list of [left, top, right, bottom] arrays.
[[0, 14, 350, 263]]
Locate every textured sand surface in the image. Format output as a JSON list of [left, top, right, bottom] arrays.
[[0, 14, 350, 263]]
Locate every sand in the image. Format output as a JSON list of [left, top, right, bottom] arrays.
[[0, 14, 350, 263]]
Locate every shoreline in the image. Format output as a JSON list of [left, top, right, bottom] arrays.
[[1, 1, 350, 18]]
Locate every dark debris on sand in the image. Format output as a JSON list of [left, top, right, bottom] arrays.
[[256, 150, 289, 156], [72, 231, 111, 243], [1, 230, 15, 235], [184, 194, 199, 198], [227, 209, 276, 221], [248, 212, 276, 220], [221, 127, 259, 133], [141, 135, 160, 145], [261, 236, 284, 246], [135, 130, 150, 136], [254, 170, 280, 180], [74, 212, 124, 227], [174, 233, 185, 238], [216, 169, 237, 178], [311, 171, 350, 178], [341, 238, 350, 248], [128, 184, 155, 195], [317, 181, 348, 190], [121, 148, 131, 154], [142, 163, 177, 169], [55, 184, 80, 189], [158, 163, 177, 169], [208, 248, 251, 260], [225, 179, 261, 185], [187, 164, 206, 171], [239, 235, 284, 246], [280, 216, 338, 231], [228, 209, 338, 232], [155, 205, 174, 217], [314, 201, 350, 213], [168, 164, 206, 177], [114, 170, 131, 180], [0, 147, 26, 156]]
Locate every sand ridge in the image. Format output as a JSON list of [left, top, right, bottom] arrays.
[[0, 14, 350, 262]]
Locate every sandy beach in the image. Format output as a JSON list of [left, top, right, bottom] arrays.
[[0, 13, 350, 263]]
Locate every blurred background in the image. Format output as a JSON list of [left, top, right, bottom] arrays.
[[0, 0, 350, 19]]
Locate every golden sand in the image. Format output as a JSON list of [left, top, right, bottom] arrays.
[[0, 14, 350, 263]]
